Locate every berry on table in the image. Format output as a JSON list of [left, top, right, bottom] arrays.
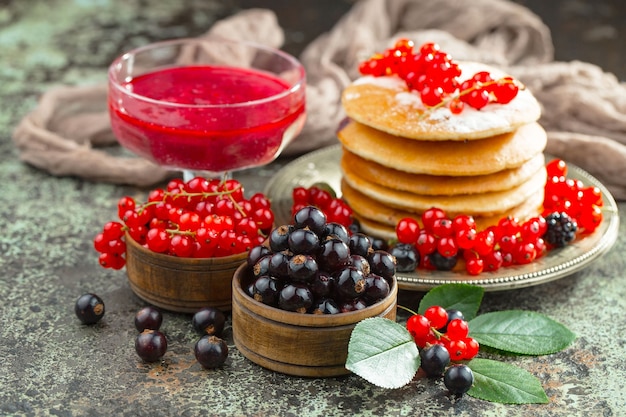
[[74, 293, 105, 325], [192, 307, 226, 336], [419, 344, 450, 377], [444, 364, 474, 396], [134, 306, 163, 332], [194, 335, 229, 369], [135, 330, 168, 362]]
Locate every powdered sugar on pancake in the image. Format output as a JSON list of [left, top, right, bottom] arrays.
[[343, 62, 542, 140]]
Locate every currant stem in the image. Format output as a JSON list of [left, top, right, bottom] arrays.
[[397, 304, 418, 316]]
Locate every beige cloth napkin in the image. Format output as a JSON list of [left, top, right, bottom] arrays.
[[12, 0, 626, 199]]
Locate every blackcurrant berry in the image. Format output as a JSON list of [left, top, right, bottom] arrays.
[[293, 206, 327, 236], [370, 236, 389, 251], [322, 222, 350, 244], [419, 344, 450, 377], [349, 254, 371, 275], [247, 245, 271, 267], [269, 224, 292, 252], [340, 298, 368, 312], [317, 237, 351, 272], [195, 335, 228, 368], [348, 233, 372, 257], [253, 255, 272, 278], [135, 330, 168, 362], [134, 306, 163, 332], [334, 266, 367, 300], [430, 251, 458, 271], [444, 364, 474, 396], [288, 254, 319, 283], [311, 298, 341, 315], [278, 283, 314, 313], [368, 250, 396, 279], [442, 309, 465, 332], [249, 275, 281, 306], [192, 307, 226, 336], [288, 228, 320, 255], [74, 293, 105, 325], [389, 243, 419, 272], [268, 252, 290, 280], [309, 272, 334, 299], [363, 273, 390, 303]]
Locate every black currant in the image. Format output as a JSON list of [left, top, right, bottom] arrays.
[[293, 206, 327, 235], [442, 309, 465, 332], [269, 224, 292, 252], [368, 250, 396, 279], [322, 222, 350, 244], [444, 364, 475, 396], [348, 233, 372, 257], [247, 245, 271, 267], [288, 254, 319, 283], [317, 237, 351, 272], [134, 306, 163, 332], [389, 243, 419, 272], [278, 283, 314, 313], [309, 272, 334, 299], [249, 275, 281, 306], [334, 266, 367, 300], [74, 293, 105, 325], [135, 330, 167, 362], [195, 335, 228, 369], [349, 254, 370, 275], [348, 219, 361, 235], [192, 307, 226, 336], [419, 344, 450, 377], [340, 298, 368, 312], [253, 254, 272, 278], [288, 228, 320, 255], [363, 273, 390, 303], [311, 298, 341, 315], [370, 236, 389, 251], [268, 252, 290, 280], [430, 251, 458, 271]]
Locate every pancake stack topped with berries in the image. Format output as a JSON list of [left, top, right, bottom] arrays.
[[338, 40, 547, 239]]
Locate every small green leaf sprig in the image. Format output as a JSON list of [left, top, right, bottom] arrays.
[[345, 284, 576, 404]]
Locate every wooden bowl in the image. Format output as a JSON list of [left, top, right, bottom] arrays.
[[231, 264, 398, 377], [124, 233, 247, 313]]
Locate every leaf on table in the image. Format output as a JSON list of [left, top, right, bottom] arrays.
[[418, 283, 484, 320], [469, 310, 576, 355], [468, 358, 549, 404], [346, 317, 419, 389]]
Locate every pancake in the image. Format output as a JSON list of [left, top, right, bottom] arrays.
[[341, 149, 545, 196], [341, 179, 545, 240], [342, 165, 546, 217], [341, 62, 541, 141], [337, 120, 547, 176]]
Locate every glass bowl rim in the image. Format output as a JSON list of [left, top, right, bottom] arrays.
[[108, 37, 306, 109]]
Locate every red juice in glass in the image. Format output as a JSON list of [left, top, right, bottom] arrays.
[[108, 39, 306, 174]]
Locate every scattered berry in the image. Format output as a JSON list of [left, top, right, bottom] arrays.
[[134, 306, 163, 332], [444, 364, 474, 396], [420, 344, 450, 377], [74, 293, 105, 325], [194, 335, 229, 368], [135, 329, 167, 362], [192, 307, 226, 336]]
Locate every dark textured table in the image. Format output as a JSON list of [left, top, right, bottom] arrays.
[[1, 1, 625, 416]]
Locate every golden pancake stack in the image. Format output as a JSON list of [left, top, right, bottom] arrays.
[[338, 61, 547, 240]]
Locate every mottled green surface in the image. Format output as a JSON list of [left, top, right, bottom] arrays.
[[1, 1, 625, 416]]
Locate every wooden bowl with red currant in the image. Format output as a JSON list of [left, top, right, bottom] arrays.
[[231, 206, 398, 377], [93, 177, 275, 313]]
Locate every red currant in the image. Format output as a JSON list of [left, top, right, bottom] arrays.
[[424, 306, 448, 330], [396, 217, 421, 244]]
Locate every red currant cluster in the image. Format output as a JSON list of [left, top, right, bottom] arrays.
[[93, 177, 275, 269], [544, 159, 603, 234], [291, 185, 353, 229], [358, 39, 520, 112], [406, 306, 479, 362], [392, 159, 604, 275]]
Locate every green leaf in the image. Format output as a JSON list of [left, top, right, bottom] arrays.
[[469, 310, 576, 355], [468, 358, 549, 404], [418, 284, 484, 320], [346, 317, 419, 389]]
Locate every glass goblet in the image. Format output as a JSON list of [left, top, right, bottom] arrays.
[[108, 37, 307, 182]]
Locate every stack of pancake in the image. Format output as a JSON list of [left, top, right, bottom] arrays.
[[338, 62, 547, 240]]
